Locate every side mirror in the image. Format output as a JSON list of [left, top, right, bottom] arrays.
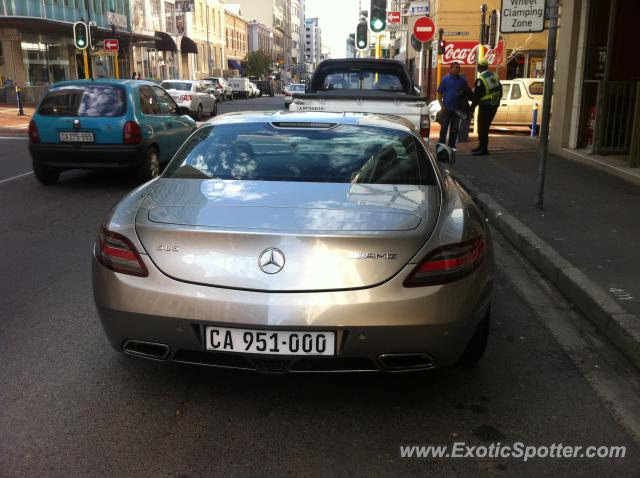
[[177, 106, 191, 116], [436, 143, 456, 166]]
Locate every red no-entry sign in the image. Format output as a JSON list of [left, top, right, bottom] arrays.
[[104, 39, 119, 51], [413, 17, 435, 43]]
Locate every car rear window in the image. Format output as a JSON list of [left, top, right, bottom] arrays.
[[164, 123, 436, 186], [528, 81, 544, 96], [38, 85, 126, 117], [161, 81, 193, 91]]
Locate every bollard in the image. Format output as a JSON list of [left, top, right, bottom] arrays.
[[16, 86, 25, 116], [531, 102, 538, 137]]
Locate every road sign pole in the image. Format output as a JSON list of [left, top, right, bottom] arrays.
[[115, 51, 119, 79], [536, 0, 559, 210], [83, 49, 90, 79], [418, 43, 423, 87]]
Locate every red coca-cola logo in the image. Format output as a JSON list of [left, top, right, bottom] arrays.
[[441, 41, 504, 66]]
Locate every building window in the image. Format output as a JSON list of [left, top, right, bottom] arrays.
[[165, 2, 176, 34], [151, 0, 161, 31]]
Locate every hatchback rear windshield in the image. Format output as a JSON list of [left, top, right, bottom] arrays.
[[164, 123, 435, 185], [161, 82, 193, 91], [38, 85, 126, 117]]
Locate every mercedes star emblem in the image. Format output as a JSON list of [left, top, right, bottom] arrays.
[[258, 248, 285, 274]]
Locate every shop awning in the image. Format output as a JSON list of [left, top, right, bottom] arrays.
[[228, 59, 245, 73], [180, 36, 198, 54], [155, 31, 177, 52]]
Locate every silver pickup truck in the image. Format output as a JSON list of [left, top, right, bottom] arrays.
[[289, 59, 430, 139]]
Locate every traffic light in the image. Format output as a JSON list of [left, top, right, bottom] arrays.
[[488, 10, 499, 49], [73, 21, 88, 50], [89, 21, 98, 50], [437, 28, 446, 55], [369, 0, 386, 33], [356, 20, 368, 50]]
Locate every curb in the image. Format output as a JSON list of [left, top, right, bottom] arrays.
[[453, 172, 640, 371]]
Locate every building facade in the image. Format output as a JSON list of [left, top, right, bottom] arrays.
[[0, 0, 133, 96], [224, 4, 248, 77], [290, 0, 302, 79], [303, 17, 321, 75], [235, 0, 291, 81]]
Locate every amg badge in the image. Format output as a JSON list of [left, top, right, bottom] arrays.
[[348, 252, 397, 260]]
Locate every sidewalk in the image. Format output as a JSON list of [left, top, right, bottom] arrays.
[[452, 147, 640, 368], [0, 103, 33, 135]]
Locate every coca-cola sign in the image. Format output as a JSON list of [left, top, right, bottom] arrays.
[[441, 41, 504, 66]]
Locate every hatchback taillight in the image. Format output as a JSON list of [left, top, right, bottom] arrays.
[[179, 94, 192, 101], [420, 114, 430, 138], [123, 121, 142, 144], [28, 120, 40, 142], [403, 235, 486, 287], [96, 228, 148, 277]]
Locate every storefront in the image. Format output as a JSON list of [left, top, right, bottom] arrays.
[[551, 0, 640, 167]]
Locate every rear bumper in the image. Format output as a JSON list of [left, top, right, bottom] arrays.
[[93, 252, 493, 373], [29, 142, 148, 169]]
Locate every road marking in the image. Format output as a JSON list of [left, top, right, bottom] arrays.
[[0, 136, 28, 140], [0, 171, 33, 184]]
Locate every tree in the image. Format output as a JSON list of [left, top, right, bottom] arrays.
[[243, 50, 272, 78]]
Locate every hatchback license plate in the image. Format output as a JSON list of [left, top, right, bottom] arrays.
[[205, 326, 335, 356], [59, 132, 94, 142]]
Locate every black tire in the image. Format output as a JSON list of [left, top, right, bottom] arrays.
[[195, 104, 203, 121], [137, 145, 160, 182], [229, 91, 234, 101], [211, 101, 217, 117], [32, 161, 60, 185], [458, 307, 490, 366]]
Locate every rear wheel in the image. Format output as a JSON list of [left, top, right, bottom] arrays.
[[458, 307, 490, 366], [211, 101, 217, 117], [137, 145, 160, 182], [229, 91, 234, 101], [32, 161, 60, 185], [284, 103, 289, 109], [195, 104, 203, 121]]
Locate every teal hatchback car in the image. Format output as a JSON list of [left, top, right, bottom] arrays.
[[28, 79, 198, 185]]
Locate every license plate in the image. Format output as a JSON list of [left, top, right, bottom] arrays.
[[205, 326, 335, 356], [59, 132, 94, 142]]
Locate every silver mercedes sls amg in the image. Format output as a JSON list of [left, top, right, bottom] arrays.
[[92, 111, 493, 373]]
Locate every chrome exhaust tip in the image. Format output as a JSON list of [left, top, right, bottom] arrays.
[[122, 340, 170, 360], [378, 353, 436, 371]]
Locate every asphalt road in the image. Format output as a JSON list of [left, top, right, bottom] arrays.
[[1, 96, 640, 477]]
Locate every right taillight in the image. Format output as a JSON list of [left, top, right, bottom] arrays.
[[28, 119, 40, 142], [96, 227, 148, 277], [403, 235, 486, 287], [420, 114, 430, 138], [123, 121, 142, 144]]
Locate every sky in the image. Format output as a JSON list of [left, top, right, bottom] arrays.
[[305, 0, 361, 58]]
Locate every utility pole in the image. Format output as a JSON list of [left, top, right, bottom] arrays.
[[535, 0, 559, 209], [206, 3, 211, 76]]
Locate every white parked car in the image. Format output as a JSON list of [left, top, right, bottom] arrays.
[[248, 82, 261, 98], [204, 77, 233, 101], [284, 83, 306, 108], [160, 80, 217, 120]]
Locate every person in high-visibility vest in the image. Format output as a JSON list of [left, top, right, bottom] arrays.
[[470, 58, 502, 156]]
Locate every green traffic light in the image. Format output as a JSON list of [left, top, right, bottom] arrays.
[[358, 40, 366, 48], [371, 18, 384, 31], [78, 39, 85, 46]]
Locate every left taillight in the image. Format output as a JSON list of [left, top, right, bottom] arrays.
[[403, 235, 486, 287], [420, 114, 430, 138], [123, 121, 142, 144], [96, 227, 148, 277], [28, 120, 40, 142]]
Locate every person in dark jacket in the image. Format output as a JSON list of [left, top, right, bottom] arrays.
[[470, 58, 502, 155], [437, 62, 469, 149]]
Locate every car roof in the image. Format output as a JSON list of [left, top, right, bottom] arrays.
[[206, 111, 417, 134], [48, 79, 156, 88]]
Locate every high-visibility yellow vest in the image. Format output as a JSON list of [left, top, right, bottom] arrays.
[[479, 70, 501, 106]]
